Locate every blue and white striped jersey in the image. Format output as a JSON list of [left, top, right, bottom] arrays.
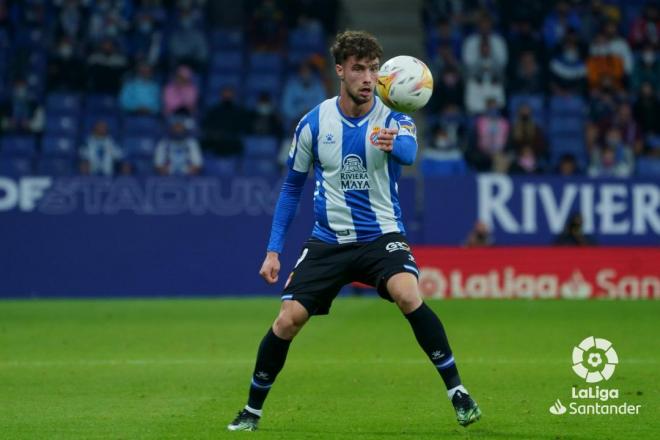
[[287, 96, 417, 244]]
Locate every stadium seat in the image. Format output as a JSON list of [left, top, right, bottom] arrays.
[[245, 73, 281, 97], [204, 156, 240, 176], [42, 136, 77, 157], [0, 156, 33, 176], [248, 52, 284, 73], [209, 28, 244, 50], [549, 94, 586, 117], [206, 73, 242, 97], [242, 158, 279, 176], [46, 93, 81, 115], [36, 156, 75, 176], [548, 116, 585, 137], [0, 135, 37, 156], [124, 137, 158, 158], [635, 157, 660, 177], [130, 157, 156, 176], [509, 94, 545, 123], [243, 136, 279, 158], [421, 157, 468, 176], [210, 51, 243, 73], [82, 115, 120, 137], [85, 94, 118, 113], [122, 116, 162, 137], [45, 114, 80, 137], [288, 27, 325, 53]]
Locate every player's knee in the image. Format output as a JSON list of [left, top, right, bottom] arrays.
[[273, 312, 306, 339], [393, 291, 422, 314]]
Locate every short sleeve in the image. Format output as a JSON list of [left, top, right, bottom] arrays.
[[286, 119, 313, 173], [389, 113, 417, 140]]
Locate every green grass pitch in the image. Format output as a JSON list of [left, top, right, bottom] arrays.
[[1, 298, 659, 439]]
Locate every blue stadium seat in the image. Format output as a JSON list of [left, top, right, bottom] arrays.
[[0, 156, 33, 176], [209, 28, 244, 50], [243, 136, 279, 158], [245, 73, 281, 96], [204, 156, 240, 176], [242, 158, 279, 176], [122, 116, 162, 137], [288, 28, 325, 53], [45, 114, 80, 137], [210, 51, 243, 73], [130, 157, 156, 176], [36, 156, 75, 176], [549, 94, 586, 117], [248, 52, 284, 73], [0, 135, 37, 156], [636, 157, 660, 177], [548, 116, 585, 137], [421, 157, 468, 176], [46, 93, 81, 114], [206, 73, 242, 97], [82, 115, 120, 137], [509, 94, 545, 123], [124, 137, 158, 158], [42, 136, 77, 157], [85, 94, 118, 113]]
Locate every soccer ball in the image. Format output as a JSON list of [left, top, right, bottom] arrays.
[[376, 55, 433, 113]]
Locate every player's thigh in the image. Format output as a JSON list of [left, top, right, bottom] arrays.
[[386, 272, 422, 313]]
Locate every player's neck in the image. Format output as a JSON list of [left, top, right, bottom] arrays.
[[337, 92, 374, 119]]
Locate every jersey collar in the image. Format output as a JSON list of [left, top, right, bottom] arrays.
[[335, 96, 378, 127]]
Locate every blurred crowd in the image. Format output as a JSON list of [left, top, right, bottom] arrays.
[[421, 0, 660, 178], [0, 0, 338, 176]]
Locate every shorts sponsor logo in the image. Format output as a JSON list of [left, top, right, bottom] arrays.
[[385, 241, 410, 253], [548, 337, 641, 417], [340, 154, 370, 191]]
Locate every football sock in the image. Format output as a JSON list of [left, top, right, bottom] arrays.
[[404, 302, 462, 389], [447, 384, 469, 400], [247, 328, 292, 411]]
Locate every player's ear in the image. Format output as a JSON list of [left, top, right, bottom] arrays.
[[336, 64, 344, 80]]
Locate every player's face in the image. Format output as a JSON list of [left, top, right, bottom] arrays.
[[337, 56, 380, 105]]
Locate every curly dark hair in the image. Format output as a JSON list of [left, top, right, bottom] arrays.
[[330, 30, 383, 65]]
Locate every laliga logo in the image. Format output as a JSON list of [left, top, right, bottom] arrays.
[[572, 336, 618, 383]]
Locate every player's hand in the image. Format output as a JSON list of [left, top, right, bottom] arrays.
[[259, 251, 281, 284], [374, 128, 398, 152]]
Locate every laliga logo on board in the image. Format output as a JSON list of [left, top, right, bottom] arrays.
[[548, 337, 641, 416], [572, 336, 618, 383]]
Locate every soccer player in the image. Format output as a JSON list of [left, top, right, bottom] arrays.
[[228, 30, 481, 431]]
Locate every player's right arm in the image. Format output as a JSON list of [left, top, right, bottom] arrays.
[[260, 117, 313, 284]]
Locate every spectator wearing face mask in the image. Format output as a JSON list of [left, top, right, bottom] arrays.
[[120, 62, 161, 115], [86, 38, 128, 94], [1, 78, 44, 134], [131, 11, 163, 66], [80, 120, 129, 176], [154, 119, 203, 176], [633, 82, 660, 135], [163, 65, 198, 116], [429, 66, 464, 113], [281, 63, 327, 129], [467, 98, 510, 172], [628, 3, 660, 49], [509, 144, 543, 175], [425, 124, 463, 161], [550, 28, 587, 93], [588, 129, 634, 178], [87, 0, 129, 44], [509, 104, 547, 160], [47, 35, 85, 91], [556, 153, 580, 176], [168, 7, 208, 71], [511, 51, 545, 95], [632, 42, 660, 92], [249, 92, 283, 139], [586, 27, 627, 91]]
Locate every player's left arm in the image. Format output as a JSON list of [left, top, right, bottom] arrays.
[[374, 114, 418, 165]]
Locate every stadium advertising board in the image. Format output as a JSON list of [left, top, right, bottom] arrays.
[[415, 247, 660, 299]]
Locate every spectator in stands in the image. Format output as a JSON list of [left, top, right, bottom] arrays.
[[556, 153, 580, 176], [464, 221, 493, 247], [247, 0, 287, 51], [168, 8, 208, 71], [201, 87, 247, 157], [424, 124, 463, 161], [632, 42, 660, 92], [163, 65, 199, 116], [462, 12, 508, 77], [249, 92, 283, 139], [555, 213, 595, 246], [432, 40, 461, 76], [429, 18, 462, 62], [428, 66, 464, 113], [79, 120, 128, 176], [588, 131, 634, 178], [602, 20, 634, 76], [549, 29, 587, 94], [86, 38, 128, 94], [610, 103, 643, 155], [1, 78, 44, 134], [468, 98, 509, 171], [464, 34, 506, 114], [281, 62, 327, 128], [120, 63, 161, 115], [628, 3, 660, 49], [154, 119, 203, 176], [510, 51, 544, 95], [131, 10, 164, 66], [56, 0, 85, 39], [509, 144, 542, 174], [136, 0, 167, 26], [586, 28, 626, 92], [87, 0, 129, 44], [506, 19, 546, 78], [509, 104, 547, 159], [542, 1, 581, 49], [588, 75, 619, 125], [47, 35, 85, 91], [633, 82, 660, 135]]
